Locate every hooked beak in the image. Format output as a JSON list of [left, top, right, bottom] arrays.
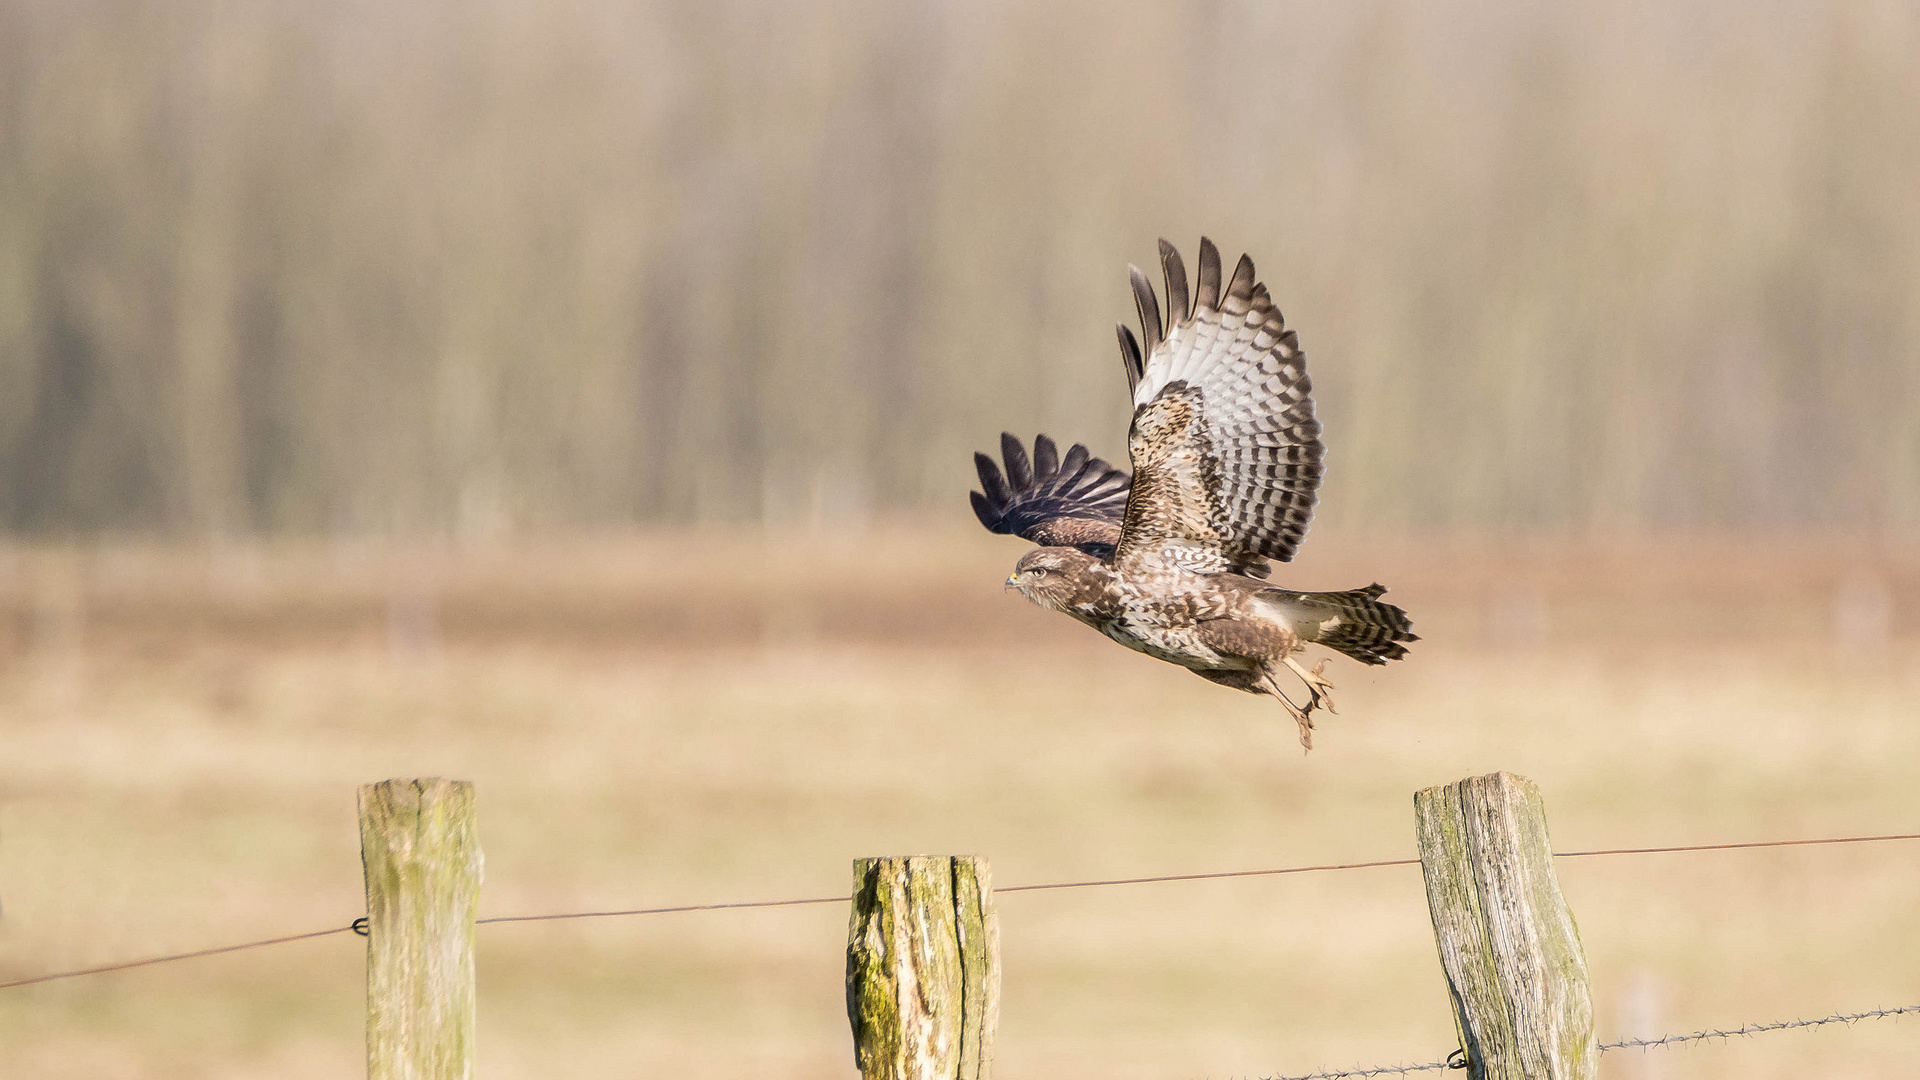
[[1004, 572, 1020, 592]]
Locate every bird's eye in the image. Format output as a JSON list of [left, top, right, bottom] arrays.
[[1031, 567, 1047, 577]]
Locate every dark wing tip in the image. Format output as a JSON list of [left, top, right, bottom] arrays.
[[1128, 263, 1162, 357], [1116, 323, 1143, 394], [1032, 433, 1060, 478], [1157, 238, 1190, 325], [969, 489, 1000, 531], [1226, 253, 1256, 302], [999, 431, 1033, 490], [1195, 237, 1222, 310], [973, 451, 1011, 507], [965, 433, 1132, 554]]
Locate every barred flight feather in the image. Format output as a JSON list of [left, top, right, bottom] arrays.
[[1271, 583, 1419, 666], [1118, 238, 1324, 565], [1129, 265, 1163, 357], [1116, 324, 1145, 395], [1157, 239, 1190, 325]]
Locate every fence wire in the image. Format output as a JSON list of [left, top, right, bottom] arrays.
[[0, 925, 355, 991], [3, 830, 1917, 993], [1600, 1002, 1920, 1051], [1266, 1003, 1920, 1080], [1265, 1057, 1456, 1078]]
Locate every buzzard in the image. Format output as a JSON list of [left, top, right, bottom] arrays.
[[971, 238, 1414, 749]]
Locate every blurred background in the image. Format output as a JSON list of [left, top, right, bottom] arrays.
[[1, 1, 1917, 1077]]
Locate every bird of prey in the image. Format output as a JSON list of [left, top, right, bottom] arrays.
[[970, 238, 1414, 749]]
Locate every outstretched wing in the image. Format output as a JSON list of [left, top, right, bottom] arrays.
[[1114, 238, 1324, 569], [971, 433, 1131, 558]]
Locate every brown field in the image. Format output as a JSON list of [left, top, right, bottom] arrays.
[[1, 531, 1918, 1079]]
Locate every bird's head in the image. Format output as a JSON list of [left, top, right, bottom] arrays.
[[1006, 547, 1096, 612]]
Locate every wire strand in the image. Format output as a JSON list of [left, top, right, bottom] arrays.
[[1599, 1002, 1920, 1051], [471, 833, 1920, 924], [469, 857, 1427, 925], [476, 895, 849, 924], [4, 830, 1916, 991], [996, 856, 1420, 894], [1556, 833, 1920, 859], [1265, 1058, 1457, 1079], [0, 925, 354, 991], [1266, 1002, 1920, 1079]]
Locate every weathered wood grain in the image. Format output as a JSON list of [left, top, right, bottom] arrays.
[[1415, 771, 1595, 1080], [359, 778, 482, 1080], [846, 855, 1000, 1080]]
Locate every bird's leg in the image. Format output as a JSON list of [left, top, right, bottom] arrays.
[[1284, 656, 1337, 715], [1260, 669, 1316, 752]]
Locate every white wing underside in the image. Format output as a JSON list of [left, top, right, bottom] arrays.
[[1115, 239, 1325, 569]]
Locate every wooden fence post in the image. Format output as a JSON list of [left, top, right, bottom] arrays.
[[359, 778, 483, 1080], [1414, 771, 1595, 1080], [846, 855, 1000, 1080]]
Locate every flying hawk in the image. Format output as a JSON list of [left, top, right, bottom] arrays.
[[971, 238, 1414, 749]]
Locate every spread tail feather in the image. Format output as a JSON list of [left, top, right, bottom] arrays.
[[1273, 583, 1417, 665]]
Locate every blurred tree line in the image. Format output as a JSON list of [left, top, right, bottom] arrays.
[[0, 0, 1915, 538]]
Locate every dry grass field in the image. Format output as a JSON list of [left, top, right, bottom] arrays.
[[1, 530, 1917, 1079]]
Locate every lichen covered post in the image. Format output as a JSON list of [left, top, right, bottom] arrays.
[[359, 778, 483, 1080], [846, 855, 1001, 1080], [1415, 771, 1595, 1080]]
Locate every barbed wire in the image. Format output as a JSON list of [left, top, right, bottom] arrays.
[[1600, 1002, 1920, 1051], [1268, 1002, 1920, 1079], [3, 830, 1916, 992], [1264, 1056, 1457, 1079]]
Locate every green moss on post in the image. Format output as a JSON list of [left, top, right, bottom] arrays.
[[359, 778, 482, 1080], [846, 855, 1000, 1080], [1415, 772, 1595, 1080]]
